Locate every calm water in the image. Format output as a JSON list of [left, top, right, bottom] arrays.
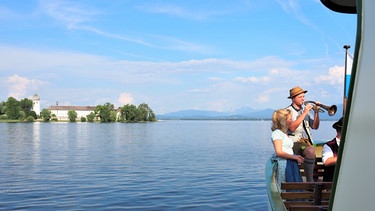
[[0, 120, 335, 210]]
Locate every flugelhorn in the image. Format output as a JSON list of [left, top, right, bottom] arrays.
[[304, 101, 337, 116]]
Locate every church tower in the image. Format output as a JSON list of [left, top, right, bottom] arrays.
[[32, 93, 40, 115]]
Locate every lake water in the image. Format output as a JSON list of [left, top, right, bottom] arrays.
[[0, 120, 335, 210]]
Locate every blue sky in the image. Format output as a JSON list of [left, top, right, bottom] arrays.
[[0, 0, 356, 114]]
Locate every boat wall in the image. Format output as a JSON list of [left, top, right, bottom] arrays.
[[331, 0, 375, 210], [265, 157, 286, 211]]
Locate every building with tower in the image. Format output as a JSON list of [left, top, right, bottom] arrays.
[[31, 93, 40, 115], [48, 105, 96, 120]]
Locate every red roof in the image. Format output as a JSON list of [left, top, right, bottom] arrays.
[[48, 106, 96, 111]]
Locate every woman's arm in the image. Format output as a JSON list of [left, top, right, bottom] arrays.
[[273, 139, 304, 163]]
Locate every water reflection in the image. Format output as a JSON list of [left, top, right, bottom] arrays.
[[32, 122, 41, 165]]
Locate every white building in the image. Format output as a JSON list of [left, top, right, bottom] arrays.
[[31, 94, 41, 115], [48, 105, 96, 120]]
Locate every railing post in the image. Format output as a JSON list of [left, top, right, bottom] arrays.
[[314, 183, 323, 205]]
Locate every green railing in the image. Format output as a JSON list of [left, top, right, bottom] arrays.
[[265, 157, 287, 211]]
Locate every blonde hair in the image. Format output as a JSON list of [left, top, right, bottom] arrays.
[[271, 109, 291, 133]]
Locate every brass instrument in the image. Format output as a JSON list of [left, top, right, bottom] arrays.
[[304, 101, 337, 116]]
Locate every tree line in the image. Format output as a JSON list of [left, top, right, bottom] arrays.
[[1, 97, 156, 123], [0, 97, 36, 122]]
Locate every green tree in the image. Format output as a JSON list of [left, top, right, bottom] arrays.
[[19, 110, 26, 120], [148, 112, 156, 122], [40, 108, 51, 122], [20, 98, 33, 117], [95, 102, 115, 123], [138, 103, 156, 121], [118, 103, 156, 122], [117, 108, 126, 122], [120, 104, 138, 122], [81, 116, 87, 122], [29, 111, 37, 119], [25, 116, 34, 122], [110, 110, 117, 122], [86, 112, 95, 122], [51, 113, 58, 121], [68, 110, 78, 122], [5, 97, 20, 120], [137, 104, 148, 121], [0, 101, 5, 115]]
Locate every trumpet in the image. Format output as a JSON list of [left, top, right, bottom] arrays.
[[304, 101, 337, 116]]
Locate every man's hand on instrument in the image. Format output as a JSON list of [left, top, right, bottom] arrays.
[[304, 104, 314, 114], [314, 101, 322, 113]]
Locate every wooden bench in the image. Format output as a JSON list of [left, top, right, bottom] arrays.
[[280, 157, 331, 210], [299, 157, 325, 182], [281, 182, 332, 211]]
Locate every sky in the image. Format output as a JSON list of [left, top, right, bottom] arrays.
[[0, 0, 357, 115]]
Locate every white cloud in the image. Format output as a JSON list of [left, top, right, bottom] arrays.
[[315, 65, 344, 85], [6, 75, 46, 100], [188, 88, 211, 93], [269, 68, 294, 76], [235, 76, 270, 84], [256, 94, 270, 104], [208, 76, 222, 81], [276, 0, 316, 28], [38, 1, 212, 54], [39, 0, 99, 29], [254, 88, 282, 105], [0, 45, 346, 113], [136, 2, 239, 21], [137, 4, 208, 20], [0, 45, 107, 74], [118, 93, 134, 106]]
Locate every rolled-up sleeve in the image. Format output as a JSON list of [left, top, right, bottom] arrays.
[[322, 144, 333, 164]]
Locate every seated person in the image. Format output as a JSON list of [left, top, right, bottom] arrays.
[[271, 109, 304, 187], [322, 117, 343, 182]]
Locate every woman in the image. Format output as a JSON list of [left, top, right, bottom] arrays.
[[271, 109, 304, 186]]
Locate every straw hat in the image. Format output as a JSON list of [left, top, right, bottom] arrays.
[[288, 86, 308, 99]]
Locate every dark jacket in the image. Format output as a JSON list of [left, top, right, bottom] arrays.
[[323, 138, 339, 182]]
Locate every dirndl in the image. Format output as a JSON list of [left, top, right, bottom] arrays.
[[285, 159, 303, 182]]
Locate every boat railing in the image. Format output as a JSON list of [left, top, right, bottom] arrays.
[[266, 154, 332, 211], [281, 182, 332, 210]]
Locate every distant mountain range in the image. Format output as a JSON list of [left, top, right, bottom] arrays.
[[157, 104, 343, 120]]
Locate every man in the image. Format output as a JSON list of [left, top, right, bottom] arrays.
[[286, 86, 320, 182], [322, 117, 343, 182]]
